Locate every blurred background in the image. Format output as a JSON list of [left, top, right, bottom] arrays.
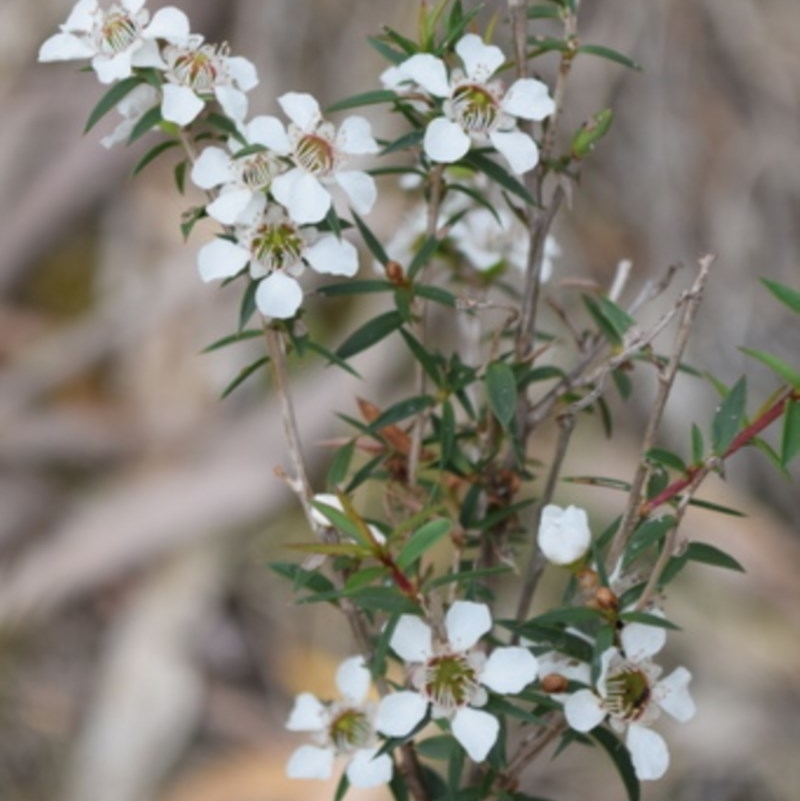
[[0, 1, 798, 800]]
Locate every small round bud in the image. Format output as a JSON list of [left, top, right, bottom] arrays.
[[593, 586, 619, 612], [540, 673, 570, 694], [385, 260, 406, 285]]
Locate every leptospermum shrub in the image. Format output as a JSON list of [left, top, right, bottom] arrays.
[[40, 1, 800, 799]]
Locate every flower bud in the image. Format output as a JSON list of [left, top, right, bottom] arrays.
[[540, 673, 570, 694], [537, 504, 592, 565]]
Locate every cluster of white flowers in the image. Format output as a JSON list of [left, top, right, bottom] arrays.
[[40, 0, 377, 320]]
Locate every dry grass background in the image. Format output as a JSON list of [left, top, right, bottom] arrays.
[[0, 1, 798, 800]]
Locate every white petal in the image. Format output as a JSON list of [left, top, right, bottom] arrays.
[[286, 744, 335, 780], [423, 117, 471, 164], [100, 119, 135, 149], [502, 78, 556, 121], [142, 7, 190, 43], [455, 34, 504, 81], [489, 130, 539, 175], [286, 692, 327, 732], [93, 51, 134, 84], [336, 116, 379, 155], [626, 724, 669, 781], [63, 0, 96, 31], [197, 238, 250, 282], [537, 504, 592, 566], [305, 236, 359, 277], [374, 691, 428, 737], [216, 85, 249, 124], [38, 32, 94, 62], [206, 188, 254, 225], [246, 115, 291, 153], [335, 171, 377, 215], [121, 0, 146, 14], [161, 84, 204, 126], [451, 707, 499, 762], [564, 689, 606, 732], [335, 656, 370, 704], [480, 647, 538, 694], [390, 615, 432, 663], [272, 170, 331, 225], [191, 146, 233, 189], [129, 40, 166, 70], [620, 619, 667, 663], [309, 493, 344, 527], [398, 54, 451, 98], [445, 601, 491, 652], [656, 667, 695, 722], [279, 92, 321, 131], [255, 272, 303, 319], [347, 749, 393, 788], [228, 55, 259, 91]]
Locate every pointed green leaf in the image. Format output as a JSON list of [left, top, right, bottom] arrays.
[[351, 211, 389, 267], [623, 516, 676, 568], [326, 89, 398, 113], [462, 150, 535, 206], [317, 279, 394, 297], [407, 235, 440, 280], [645, 448, 688, 474], [366, 394, 435, 432], [781, 399, 800, 467], [486, 362, 517, 427], [740, 347, 800, 389], [84, 76, 142, 133], [684, 541, 745, 573], [335, 310, 404, 359], [412, 284, 457, 307], [202, 328, 262, 353], [577, 44, 642, 71], [220, 355, 269, 399], [400, 329, 442, 386], [761, 278, 800, 315], [711, 376, 747, 455], [327, 440, 356, 488], [618, 611, 680, 630], [126, 104, 162, 144], [132, 139, 179, 175], [691, 423, 704, 464], [396, 519, 452, 570], [591, 727, 640, 801]]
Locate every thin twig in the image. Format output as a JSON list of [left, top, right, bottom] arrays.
[[607, 254, 715, 570], [499, 713, 568, 786]]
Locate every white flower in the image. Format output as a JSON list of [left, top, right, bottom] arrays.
[[286, 656, 392, 788], [190, 117, 284, 225], [374, 601, 538, 762], [196, 199, 358, 319], [396, 34, 555, 174], [161, 34, 258, 126], [538, 504, 592, 565], [563, 620, 695, 781], [39, 0, 189, 84], [100, 82, 159, 148], [255, 92, 379, 225], [451, 205, 560, 279]]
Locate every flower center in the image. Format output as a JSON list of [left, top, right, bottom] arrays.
[[451, 84, 499, 134], [327, 707, 372, 752], [171, 46, 222, 92], [423, 653, 480, 712], [98, 9, 139, 54], [249, 219, 304, 272], [604, 666, 651, 722], [238, 152, 276, 191], [294, 134, 335, 176]]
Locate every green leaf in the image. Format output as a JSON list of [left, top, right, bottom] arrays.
[[327, 440, 356, 488], [530, 607, 606, 627], [326, 89, 398, 113], [220, 356, 269, 399], [618, 611, 680, 630], [486, 362, 517, 427], [439, 400, 456, 465], [366, 395, 435, 432], [407, 235, 440, 280], [202, 328, 262, 353], [317, 279, 394, 297], [84, 76, 142, 133], [691, 423, 704, 464], [645, 448, 688, 474], [474, 498, 534, 531], [179, 205, 206, 240], [132, 139, 179, 175], [683, 541, 745, 573], [205, 112, 246, 143], [304, 339, 361, 377], [351, 211, 389, 267], [126, 104, 162, 144], [527, 5, 562, 19], [269, 562, 336, 595], [623, 516, 676, 568], [415, 735, 457, 761], [412, 283, 457, 307], [366, 35, 407, 65], [761, 278, 800, 315], [781, 399, 800, 466], [343, 586, 419, 614], [400, 329, 442, 386], [425, 565, 512, 590], [336, 311, 404, 359], [238, 280, 258, 332], [597, 295, 634, 336], [333, 772, 350, 801], [591, 727, 640, 801], [611, 367, 633, 400], [309, 501, 370, 547], [686, 497, 745, 517], [583, 294, 627, 347], [462, 150, 536, 206], [740, 347, 800, 389], [173, 160, 187, 194], [577, 44, 642, 71], [711, 376, 747, 455], [396, 519, 452, 570], [379, 129, 425, 157]]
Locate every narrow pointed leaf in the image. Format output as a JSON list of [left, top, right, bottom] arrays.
[[761, 278, 800, 315], [84, 76, 141, 133], [220, 355, 269, 398], [336, 310, 404, 359], [781, 399, 800, 466], [591, 727, 640, 801], [740, 347, 800, 389], [711, 376, 747, 455], [486, 362, 517, 427], [396, 519, 452, 570]]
